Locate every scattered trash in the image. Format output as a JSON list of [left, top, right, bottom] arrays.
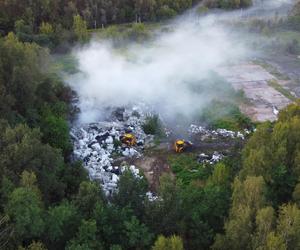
[[189, 124, 249, 139], [273, 105, 279, 116], [146, 191, 159, 202], [198, 151, 224, 164]]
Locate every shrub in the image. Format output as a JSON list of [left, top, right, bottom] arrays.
[[142, 115, 163, 136], [157, 6, 177, 20], [168, 154, 212, 185]]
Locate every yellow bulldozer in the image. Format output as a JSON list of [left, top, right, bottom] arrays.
[[174, 139, 189, 153], [120, 133, 137, 147]]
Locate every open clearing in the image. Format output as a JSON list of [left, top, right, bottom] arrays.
[[217, 63, 293, 122]]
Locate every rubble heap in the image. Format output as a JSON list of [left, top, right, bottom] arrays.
[[71, 107, 153, 196], [188, 124, 250, 140], [198, 152, 224, 165]]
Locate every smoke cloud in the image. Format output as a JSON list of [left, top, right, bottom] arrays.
[[66, 0, 294, 124]]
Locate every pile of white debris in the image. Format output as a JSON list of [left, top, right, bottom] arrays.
[[198, 152, 224, 165], [188, 124, 251, 140], [70, 107, 252, 195], [70, 106, 153, 196]]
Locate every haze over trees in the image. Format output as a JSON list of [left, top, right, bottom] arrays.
[[0, 0, 254, 50], [0, 0, 200, 34]]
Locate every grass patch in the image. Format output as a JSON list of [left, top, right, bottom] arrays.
[[91, 22, 161, 34], [274, 31, 300, 46], [200, 101, 253, 131], [268, 79, 296, 101], [168, 154, 212, 185], [51, 54, 78, 74], [92, 22, 161, 44], [189, 72, 253, 131]]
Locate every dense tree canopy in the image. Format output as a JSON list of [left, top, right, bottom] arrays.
[[0, 0, 201, 34], [1, 1, 300, 249], [0, 0, 254, 51], [213, 101, 300, 250]]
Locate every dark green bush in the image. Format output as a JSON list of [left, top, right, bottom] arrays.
[[142, 114, 163, 136]]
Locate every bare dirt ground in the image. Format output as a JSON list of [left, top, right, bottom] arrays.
[[133, 152, 173, 191], [131, 137, 243, 191], [217, 63, 293, 122]]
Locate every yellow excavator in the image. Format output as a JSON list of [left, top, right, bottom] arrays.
[[174, 140, 187, 153], [120, 133, 137, 147], [174, 139, 193, 153]]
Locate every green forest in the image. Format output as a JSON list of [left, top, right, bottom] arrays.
[[1, 0, 300, 250], [0, 0, 253, 51]]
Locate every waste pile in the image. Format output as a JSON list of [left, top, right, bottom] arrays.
[[198, 152, 224, 164], [71, 106, 153, 196], [189, 124, 251, 165], [188, 124, 250, 140], [70, 108, 251, 196]]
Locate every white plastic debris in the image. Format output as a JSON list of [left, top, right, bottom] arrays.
[[146, 191, 159, 201], [122, 148, 140, 157], [211, 152, 224, 163], [71, 106, 150, 195], [188, 124, 249, 140], [273, 106, 279, 116], [236, 132, 244, 139], [198, 151, 224, 165]]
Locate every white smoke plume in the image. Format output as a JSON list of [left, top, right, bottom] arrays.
[[67, 0, 295, 124]]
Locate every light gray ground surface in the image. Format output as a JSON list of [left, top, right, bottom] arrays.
[[217, 63, 293, 122], [263, 54, 300, 96]]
